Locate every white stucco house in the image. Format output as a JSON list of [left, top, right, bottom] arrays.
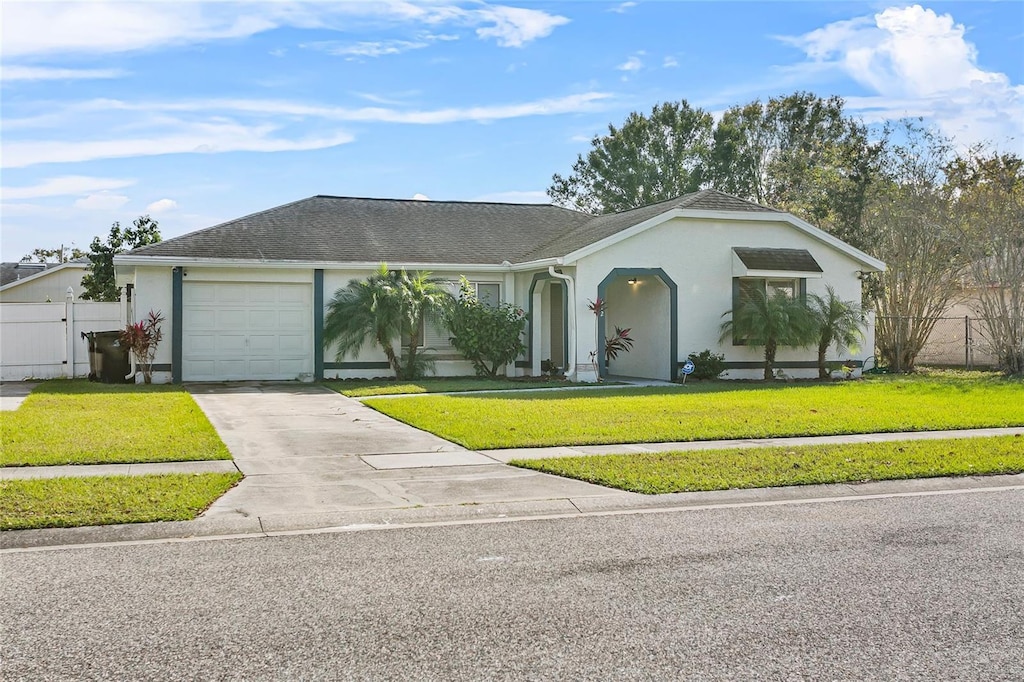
[[0, 261, 89, 303], [112, 190, 885, 384]]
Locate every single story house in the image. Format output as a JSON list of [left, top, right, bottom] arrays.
[[0, 261, 88, 303], [113, 189, 885, 383]]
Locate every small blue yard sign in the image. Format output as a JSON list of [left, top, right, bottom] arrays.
[[680, 360, 695, 384]]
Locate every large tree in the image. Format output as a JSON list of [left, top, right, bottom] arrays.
[[21, 245, 86, 263], [323, 264, 451, 380], [867, 121, 964, 372], [547, 100, 714, 214], [947, 148, 1024, 375], [80, 216, 161, 301], [707, 92, 881, 250]]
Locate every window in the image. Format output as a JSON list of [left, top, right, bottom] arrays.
[[731, 277, 806, 345], [403, 281, 501, 349], [766, 279, 797, 299], [456, 281, 499, 308]]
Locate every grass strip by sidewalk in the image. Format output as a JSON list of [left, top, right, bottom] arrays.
[[325, 377, 570, 398], [0, 472, 243, 531], [365, 375, 1024, 449], [0, 381, 231, 467], [511, 435, 1024, 494]]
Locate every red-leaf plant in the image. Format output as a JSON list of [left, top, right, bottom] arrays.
[[119, 310, 165, 384]]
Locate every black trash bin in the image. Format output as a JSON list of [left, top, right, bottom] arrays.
[[82, 331, 131, 384], [82, 331, 104, 381]]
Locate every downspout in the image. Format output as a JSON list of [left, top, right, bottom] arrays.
[[548, 266, 576, 378]]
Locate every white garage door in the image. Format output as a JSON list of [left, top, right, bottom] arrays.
[[183, 282, 313, 381]]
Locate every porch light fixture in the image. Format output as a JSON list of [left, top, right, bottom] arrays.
[[627, 278, 638, 285]]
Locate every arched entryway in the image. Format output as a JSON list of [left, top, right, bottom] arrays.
[[596, 268, 677, 381]]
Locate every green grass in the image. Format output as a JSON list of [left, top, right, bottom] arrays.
[[0, 381, 231, 467], [364, 374, 1024, 449], [511, 435, 1024, 494], [325, 376, 571, 397], [0, 472, 243, 530]]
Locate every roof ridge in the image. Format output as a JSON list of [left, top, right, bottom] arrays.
[[312, 194, 589, 213]]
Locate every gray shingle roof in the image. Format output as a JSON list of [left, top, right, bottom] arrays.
[[734, 247, 823, 273], [1, 261, 63, 286], [129, 189, 782, 265]]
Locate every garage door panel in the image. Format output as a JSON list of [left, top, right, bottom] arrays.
[[216, 309, 247, 330], [184, 286, 217, 305], [184, 308, 217, 330], [248, 334, 278, 353], [217, 284, 248, 304], [278, 334, 308, 353], [278, 286, 307, 304], [185, 333, 218, 354], [278, 309, 307, 327], [182, 281, 312, 381], [217, 334, 247, 354], [248, 310, 278, 329], [278, 358, 307, 375]]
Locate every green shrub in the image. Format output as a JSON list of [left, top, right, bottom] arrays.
[[444, 277, 527, 378], [687, 349, 726, 380]]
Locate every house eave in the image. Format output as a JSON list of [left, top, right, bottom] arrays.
[[113, 255, 527, 272]]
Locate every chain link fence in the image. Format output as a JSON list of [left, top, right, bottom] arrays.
[[876, 316, 1001, 369]]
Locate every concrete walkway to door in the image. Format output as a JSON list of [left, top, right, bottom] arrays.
[[189, 383, 611, 531]]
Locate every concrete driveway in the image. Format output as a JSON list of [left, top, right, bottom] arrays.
[[189, 383, 610, 528]]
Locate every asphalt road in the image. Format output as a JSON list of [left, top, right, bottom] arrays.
[[2, 489, 1022, 681]]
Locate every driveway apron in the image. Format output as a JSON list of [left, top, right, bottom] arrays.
[[189, 383, 609, 524]]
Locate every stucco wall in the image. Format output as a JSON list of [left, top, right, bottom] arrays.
[[574, 216, 872, 380]]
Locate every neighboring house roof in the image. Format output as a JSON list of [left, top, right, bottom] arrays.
[[122, 189, 881, 271], [0, 261, 86, 290], [733, 247, 823, 273]]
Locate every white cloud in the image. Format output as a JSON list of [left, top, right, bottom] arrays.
[[302, 39, 431, 58], [617, 56, 643, 72], [1, 175, 135, 200], [2, 2, 568, 57], [663, 56, 679, 68], [470, 190, 548, 203], [146, 198, 178, 213], [2, 92, 612, 168], [473, 6, 569, 47], [782, 4, 1023, 146], [411, 193, 430, 201], [608, 2, 637, 14], [3, 122, 354, 168], [73, 191, 129, 210], [1, 66, 127, 81]]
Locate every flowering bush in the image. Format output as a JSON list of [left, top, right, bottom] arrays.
[[119, 309, 165, 383]]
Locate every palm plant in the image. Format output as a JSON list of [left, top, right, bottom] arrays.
[[808, 286, 865, 379], [323, 264, 451, 379], [719, 288, 816, 380]]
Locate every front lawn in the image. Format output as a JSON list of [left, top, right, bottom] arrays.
[[364, 374, 1024, 449], [0, 472, 242, 530], [512, 435, 1024, 494], [0, 381, 232, 467], [326, 376, 569, 398]]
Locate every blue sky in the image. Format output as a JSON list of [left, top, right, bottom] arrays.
[[2, 1, 1022, 262]]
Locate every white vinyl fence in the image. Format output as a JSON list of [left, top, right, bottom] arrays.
[[0, 293, 123, 381]]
